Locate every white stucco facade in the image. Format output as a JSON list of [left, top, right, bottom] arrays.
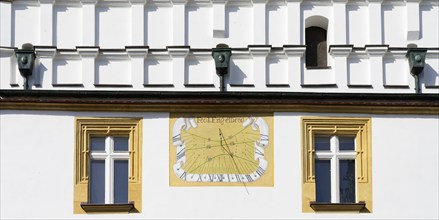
[[1, 111, 438, 219], [1, 0, 438, 219], [0, 0, 438, 92]]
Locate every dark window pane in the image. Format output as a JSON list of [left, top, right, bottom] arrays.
[[90, 137, 106, 152], [114, 160, 129, 204], [114, 137, 129, 152], [90, 160, 105, 204], [306, 26, 327, 67], [314, 136, 330, 151], [339, 160, 356, 203], [339, 137, 355, 151], [315, 160, 331, 202]]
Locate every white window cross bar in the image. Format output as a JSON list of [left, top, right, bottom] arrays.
[[90, 136, 129, 204], [315, 136, 356, 203]]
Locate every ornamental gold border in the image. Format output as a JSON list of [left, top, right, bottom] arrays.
[[169, 113, 274, 187], [73, 118, 143, 214]]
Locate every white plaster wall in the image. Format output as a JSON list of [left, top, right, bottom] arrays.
[[348, 57, 370, 86], [54, 5, 81, 48], [384, 55, 410, 87], [1, 111, 438, 219], [225, 6, 253, 47], [372, 115, 439, 218], [4, 1, 439, 49], [97, 6, 131, 48], [186, 56, 215, 85], [418, 4, 439, 47], [383, 4, 407, 47], [96, 59, 132, 85], [0, 112, 75, 217], [0, 2, 12, 47], [146, 6, 172, 48], [186, 6, 212, 47], [424, 55, 439, 88], [12, 4, 40, 47], [1, 1, 439, 92], [229, 56, 254, 85], [267, 3, 287, 47], [53, 58, 82, 85], [347, 4, 368, 47], [267, 55, 288, 85], [145, 57, 172, 85], [0, 50, 18, 88]]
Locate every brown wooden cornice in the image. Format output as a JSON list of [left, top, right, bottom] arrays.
[[1, 90, 438, 114]]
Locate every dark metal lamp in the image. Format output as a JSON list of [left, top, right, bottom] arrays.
[[15, 43, 36, 90], [406, 48, 427, 94], [212, 44, 232, 92]]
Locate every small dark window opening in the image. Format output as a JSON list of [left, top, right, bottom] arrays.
[[306, 27, 327, 68]]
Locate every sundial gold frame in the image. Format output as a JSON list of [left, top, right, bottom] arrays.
[[169, 113, 273, 186]]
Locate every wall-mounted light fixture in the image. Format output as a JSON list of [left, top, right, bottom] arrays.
[[15, 43, 36, 90], [406, 47, 427, 94], [212, 44, 232, 92]]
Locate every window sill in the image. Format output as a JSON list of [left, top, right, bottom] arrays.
[[81, 202, 135, 213], [305, 66, 331, 70], [310, 201, 366, 213]]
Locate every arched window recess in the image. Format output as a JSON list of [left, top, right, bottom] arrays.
[[305, 16, 329, 69]]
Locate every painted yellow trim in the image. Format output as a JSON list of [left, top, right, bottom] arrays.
[[301, 117, 372, 213], [1, 102, 438, 115], [74, 118, 142, 214]]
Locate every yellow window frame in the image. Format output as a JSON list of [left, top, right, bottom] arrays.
[[74, 118, 142, 214], [301, 117, 372, 213]]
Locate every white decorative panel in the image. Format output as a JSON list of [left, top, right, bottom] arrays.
[[226, 6, 252, 47], [383, 5, 406, 47], [96, 59, 131, 85], [187, 6, 211, 47], [55, 6, 80, 48], [97, 6, 130, 48], [1, 2, 12, 46], [419, 5, 439, 47], [13, 5, 39, 47], [347, 5, 367, 47], [186, 58, 214, 85], [145, 58, 172, 85], [0, 56, 10, 87], [384, 58, 408, 86], [267, 57, 288, 85], [54, 59, 82, 85], [146, 6, 172, 48], [3, 1, 438, 94], [424, 57, 439, 87], [348, 58, 370, 86], [303, 68, 334, 85], [268, 4, 286, 47], [229, 58, 253, 85], [0, 53, 17, 87]]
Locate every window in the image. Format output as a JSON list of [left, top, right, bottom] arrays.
[[74, 118, 142, 214], [306, 27, 327, 67], [89, 136, 129, 204], [301, 117, 372, 213], [305, 16, 329, 68]]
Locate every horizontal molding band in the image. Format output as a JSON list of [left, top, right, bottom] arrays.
[[1, 90, 438, 114], [3, 45, 438, 53], [3, 0, 439, 6]]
